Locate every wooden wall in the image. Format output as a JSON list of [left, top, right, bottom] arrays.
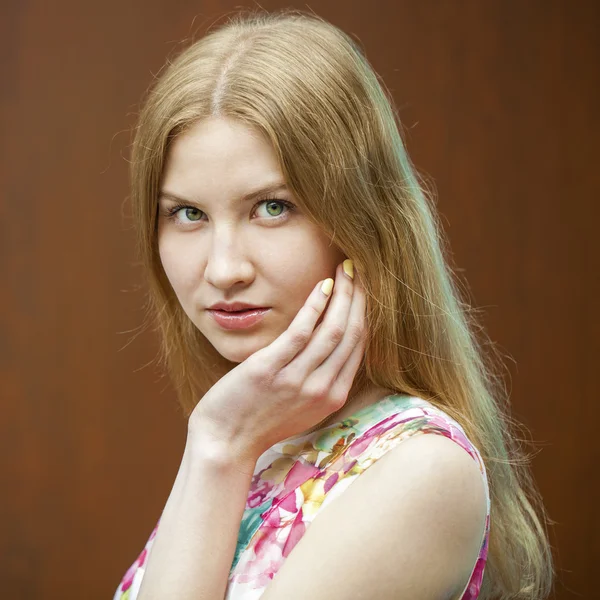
[[1, 1, 597, 597]]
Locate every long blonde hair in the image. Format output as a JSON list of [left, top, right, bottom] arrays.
[[128, 8, 554, 598]]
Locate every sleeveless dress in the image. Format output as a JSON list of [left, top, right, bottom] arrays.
[[113, 395, 490, 600]]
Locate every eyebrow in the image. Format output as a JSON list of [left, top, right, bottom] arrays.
[[158, 182, 289, 205]]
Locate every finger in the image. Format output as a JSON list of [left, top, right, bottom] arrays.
[[289, 260, 355, 378], [258, 276, 334, 372], [328, 321, 367, 404], [310, 273, 366, 385]]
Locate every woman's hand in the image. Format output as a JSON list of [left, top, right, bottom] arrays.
[[188, 259, 367, 468]]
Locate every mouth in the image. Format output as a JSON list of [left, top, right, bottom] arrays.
[[207, 307, 271, 330]]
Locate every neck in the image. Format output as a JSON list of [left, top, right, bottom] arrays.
[[298, 382, 397, 437]]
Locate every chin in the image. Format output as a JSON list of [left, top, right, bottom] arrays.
[[208, 332, 276, 364]]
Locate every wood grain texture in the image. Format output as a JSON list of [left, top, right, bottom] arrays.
[[1, 1, 596, 598]]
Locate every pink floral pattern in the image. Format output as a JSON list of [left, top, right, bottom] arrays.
[[113, 395, 490, 600]]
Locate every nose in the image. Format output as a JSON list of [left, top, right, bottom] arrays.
[[203, 227, 254, 290]]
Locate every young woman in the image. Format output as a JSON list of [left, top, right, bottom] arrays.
[[113, 9, 554, 600]]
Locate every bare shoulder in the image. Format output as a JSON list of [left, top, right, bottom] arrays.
[[261, 433, 488, 600]]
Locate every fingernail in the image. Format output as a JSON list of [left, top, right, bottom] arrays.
[[343, 259, 354, 280], [321, 278, 334, 296]]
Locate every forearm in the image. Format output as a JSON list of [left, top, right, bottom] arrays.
[[137, 430, 256, 600]]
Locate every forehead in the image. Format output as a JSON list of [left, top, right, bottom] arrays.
[[162, 118, 281, 188]]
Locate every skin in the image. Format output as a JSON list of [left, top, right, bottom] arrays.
[[157, 116, 392, 433]]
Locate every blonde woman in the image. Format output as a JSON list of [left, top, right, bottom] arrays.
[[113, 9, 554, 600]]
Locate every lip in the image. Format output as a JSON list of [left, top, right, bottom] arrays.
[[207, 308, 271, 330], [208, 301, 265, 312]]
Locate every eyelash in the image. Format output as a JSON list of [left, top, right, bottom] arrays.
[[163, 196, 296, 226]]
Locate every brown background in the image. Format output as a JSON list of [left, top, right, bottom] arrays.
[[1, 1, 597, 598]]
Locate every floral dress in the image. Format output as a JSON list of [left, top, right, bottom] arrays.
[[113, 395, 490, 599]]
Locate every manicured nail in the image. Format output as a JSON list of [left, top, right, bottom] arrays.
[[343, 259, 354, 280], [321, 278, 334, 296]]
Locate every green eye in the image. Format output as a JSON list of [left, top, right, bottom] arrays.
[[165, 198, 296, 225], [265, 201, 284, 217], [184, 208, 202, 221]]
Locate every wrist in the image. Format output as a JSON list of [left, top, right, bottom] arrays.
[[185, 421, 258, 477]]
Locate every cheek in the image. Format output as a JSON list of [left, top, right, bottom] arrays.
[[158, 236, 194, 298], [269, 250, 334, 313]]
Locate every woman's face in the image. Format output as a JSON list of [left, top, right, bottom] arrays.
[[157, 117, 346, 364]]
